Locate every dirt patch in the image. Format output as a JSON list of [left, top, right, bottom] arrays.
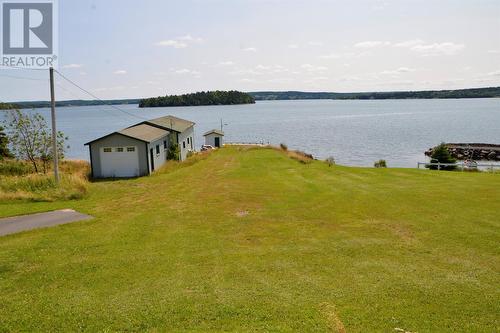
[[319, 302, 346, 333]]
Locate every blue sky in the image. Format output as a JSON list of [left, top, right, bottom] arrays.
[[1, 0, 500, 101]]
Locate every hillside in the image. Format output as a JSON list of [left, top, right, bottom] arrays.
[[0, 147, 499, 331], [250, 87, 500, 100]]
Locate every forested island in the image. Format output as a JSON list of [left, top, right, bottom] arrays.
[[250, 87, 500, 101], [139, 91, 255, 108]]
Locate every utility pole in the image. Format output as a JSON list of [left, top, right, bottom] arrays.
[[49, 67, 59, 184]]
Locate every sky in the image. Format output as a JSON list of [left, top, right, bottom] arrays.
[[1, 0, 500, 101]]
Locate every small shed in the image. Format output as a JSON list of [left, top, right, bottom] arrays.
[[203, 129, 224, 148]]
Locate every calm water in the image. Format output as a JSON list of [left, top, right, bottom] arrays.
[[2, 99, 499, 167]]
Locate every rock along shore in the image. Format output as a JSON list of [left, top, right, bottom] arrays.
[[425, 143, 500, 161]]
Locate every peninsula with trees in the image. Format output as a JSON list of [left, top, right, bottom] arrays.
[[138, 90, 255, 108]]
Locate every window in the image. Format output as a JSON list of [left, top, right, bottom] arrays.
[[127, 147, 135, 152], [183, 141, 186, 149], [103, 148, 112, 153], [156, 145, 160, 154], [116, 147, 124, 152], [163, 140, 167, 149], [190, 137, 193, 149], [187, 137, 190, 144]]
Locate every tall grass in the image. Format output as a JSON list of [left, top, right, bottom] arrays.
[[0, 159, 89, 201]]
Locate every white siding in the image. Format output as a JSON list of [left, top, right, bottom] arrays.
[[204, 133, 223, 148], [147, 135, 169, 173], [177, 126, 195, 161]]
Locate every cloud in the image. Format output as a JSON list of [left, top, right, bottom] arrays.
[[301, 64, 328, 72], [410, 42, 464, 56], [486, 70, 500, 77], [308, 41, 324, 46], [394, 39, 465, 56], [318, 53, 341, 59], [354, 41, 390, 48], [380, 67, 416, 75], [177, 34, 203, 42], [394, 39, 425, 48], [288, 44, 299, 49], [243, 47, 257, 52], [154, 34, 202, 48], [62, 63, 83, 69], [218, 61, 235, 66], [113, 70, 127, 75], [155, 40, 188, 48], [487, 50, 500, 54], [239, 78, 256, 83], [173, 68, 201, 76]]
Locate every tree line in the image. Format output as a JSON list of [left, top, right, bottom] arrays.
[[139, 91, 255, 108], [250, 87, 500, 101]]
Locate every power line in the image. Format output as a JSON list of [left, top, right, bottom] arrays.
[[54, 69, 147, 121]]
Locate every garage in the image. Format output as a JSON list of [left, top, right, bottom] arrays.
[[100, 146, 139, 177]]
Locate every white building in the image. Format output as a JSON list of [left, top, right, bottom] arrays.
[[85, 115, 195, 178], [203, 129, 224, 148]]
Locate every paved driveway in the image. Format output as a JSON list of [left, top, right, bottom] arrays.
[[0, 209, 92, 237]]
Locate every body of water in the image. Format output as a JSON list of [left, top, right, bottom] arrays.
[[2, 98, 499, 167]]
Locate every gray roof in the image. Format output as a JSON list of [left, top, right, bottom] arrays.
[[118, 124, 169, 142], [145, 115, 195, 133], [203, 129, 224, 136]]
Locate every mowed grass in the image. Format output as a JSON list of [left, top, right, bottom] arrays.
[[0, 147, 499, 332]]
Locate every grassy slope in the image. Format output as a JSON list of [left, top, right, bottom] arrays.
[[0, 147, 499, 332]]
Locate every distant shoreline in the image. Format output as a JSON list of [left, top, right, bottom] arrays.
[[3, 86, 499, 109]]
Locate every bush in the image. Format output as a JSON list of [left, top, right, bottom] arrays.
[[374, 159, 387, 168], [325, 156, 335, 167], [280, 143, 288, 151], [0, 160, 89, 201], [427, 143, 456, 170], [0, 159, 33, 176]]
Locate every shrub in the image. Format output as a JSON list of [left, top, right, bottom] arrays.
[[374, 159, 387, 168], [0, 159, 33, 176], [427, 143, 456, 170], [325, 156, 335, 167], [186, 150, 196, 159], [280, 143, 288, 151], [288, 150, 313, 164]]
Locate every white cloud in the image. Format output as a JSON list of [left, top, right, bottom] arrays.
[[177, 34, 203, 42], [318, 53, 341, 59], [113, 70, 127, 75], [62, 63, 83, 69], [410, 42, 465, 56], [218, 61, 235, 66], [243, 47, 257, 52], [487, 50, 500, 54], [308, 41, 324, 46], [288, 44, 299, 49], [173, 68, 201, 76], [155, 40, 188, 48], [239, 78, 256, 83], [79, 71, 87, 76], [301, 64, 328, 72], [354, 41, 390, 48], [394, 39, 425, 48], [380, 67, 416, 75], [394, 39, 465, 56], [486, 70, 500, 77], [155, 34, 202, 48]]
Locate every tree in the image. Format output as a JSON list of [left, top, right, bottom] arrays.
[[0, 125, 12, 159], [374, 159, 387, 168], [166, 134, 180, 161], [427, 143, 456, 170], [4, 109, 68, 173]]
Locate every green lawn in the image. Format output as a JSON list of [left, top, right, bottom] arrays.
[[0, 147, 499, 332]]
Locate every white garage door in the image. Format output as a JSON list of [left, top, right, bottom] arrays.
[[100, 146, 139, 177]]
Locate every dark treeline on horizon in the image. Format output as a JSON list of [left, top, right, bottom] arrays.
[[250, 87, 500, 101], [2, 86, 499, 110], [138, 90, 255, 108]]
